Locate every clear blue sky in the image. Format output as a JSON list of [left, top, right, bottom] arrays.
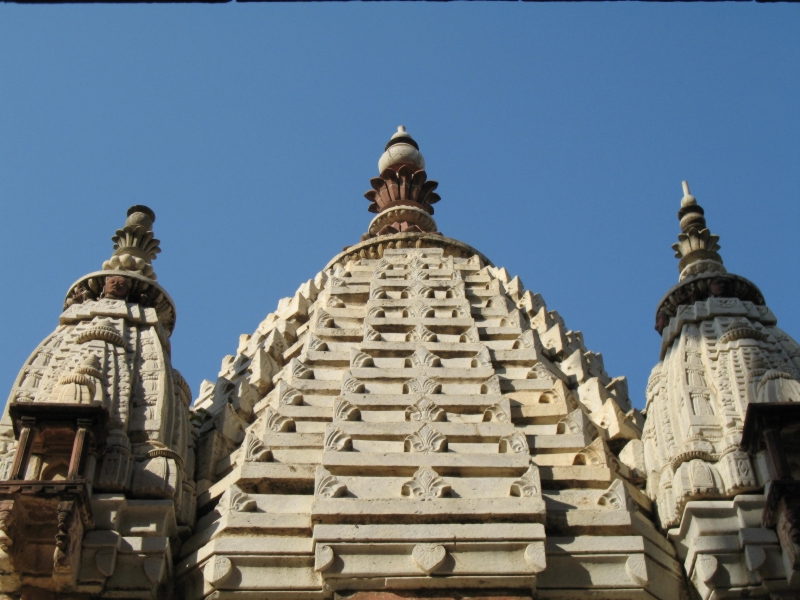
[[1, 4, 798, 410]]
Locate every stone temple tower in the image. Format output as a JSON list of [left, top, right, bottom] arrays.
[[644, 183, 800, 599], [0, 129, 799, 600], [0, 206, 196, 599], [177, 127, 683, 599]]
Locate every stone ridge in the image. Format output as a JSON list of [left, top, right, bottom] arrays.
[[182, 244, 683, 599]]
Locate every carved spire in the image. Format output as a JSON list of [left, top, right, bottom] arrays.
[[363, 127, 441, 239], [672, 181, 725, 281], [655, 182, 764, 335], [102, 205, 161, 281], [63, 205, 177, 335]]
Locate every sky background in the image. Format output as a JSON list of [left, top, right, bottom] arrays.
[[0, 3, 798, 411]]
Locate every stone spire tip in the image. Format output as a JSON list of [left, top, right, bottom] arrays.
[[681, 181, 697, 208], [102, 205, 161, 280], [672, 181, 724, 280], [362, 128, 441, 238]]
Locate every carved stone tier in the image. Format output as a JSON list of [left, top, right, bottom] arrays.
[[655, 272, 765, 333], [181, 245, 681, 600], [63, 270, 177, 336], [333, 232, 493, 271]]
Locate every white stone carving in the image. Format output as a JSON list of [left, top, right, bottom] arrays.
[[217, 484, 257, 516], [460, 326, 479, 343], [405, 397, 446, 422], [203, 555, 233, 585], [401, 466, 450, 500], [317, 309, 336, 328], [324, 426, 352, 451], [264, 408, 295, 432], [404, 375, 441, 395], [524, 543, 546, 573], [341, 373, 366, 394], [527, 362, 555, 382], [482, 402, 509, 422], [363, 324, 382, 341], [411, 543, 446, 574], [350, 348, 374, 367], [315, 545, 335, 572], [404, 424, 447, 453], [510, 464, 541, 497], [499, 431, 529, 454], [243, 432, 271, 463], [316, 466, 347, 498], [405, 347, 441, 368], [625, 555, 649, 587], [480, 375, 502, 395], [406, 323, 437, 342], [471, 346, 492, 368], [307, 334, 328, 352]]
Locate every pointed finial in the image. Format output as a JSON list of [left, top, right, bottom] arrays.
[[362, 127, 441, 238], [101, 205, 160, 281], [672, 181, 724, 279], [379, 125, 425, 173], [681, 181, 696, 207]]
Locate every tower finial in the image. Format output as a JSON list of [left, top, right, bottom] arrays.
[[63, 204, 176, 334], [362, 127, 441, 239], [102, 205, 161, 281], [681, 180, 695, 206], [672, 181, 724, 280]]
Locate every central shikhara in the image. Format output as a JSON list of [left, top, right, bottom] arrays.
[[1, 127, 799, 600]]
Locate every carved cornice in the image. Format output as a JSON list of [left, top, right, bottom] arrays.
[[654, 272, 764, 334], [327, 232, 492, 271], [63, 270, 177, 336]]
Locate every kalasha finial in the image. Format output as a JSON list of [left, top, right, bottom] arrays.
[[102, 205, 161, 281], [671, 181, 725, 280], [363, 127, 441, 238]]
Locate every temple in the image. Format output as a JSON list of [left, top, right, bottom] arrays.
[[0, 128, 798, 600]]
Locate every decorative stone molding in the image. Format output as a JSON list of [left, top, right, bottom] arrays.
[[510, 464, 541, 498], [324, 426, 353, 452], [411, 543, 447, 575], [315, 466, 348, 498], [217, 485, 257, 516], [334, 398, 361, 422], [243, 432, 271, 463], [315, 545, 335, 572], [401, 467, 450, 500], [482, 402, 509, 423], [404, 424, 447, 453], [406, 347, 441, 368], [499, 431, 530, 454], [350, 349, 374, 368], [264, 408, 295, 432], [524, 543, 547, 573], [405, 397, 446, 423], [403, 375, 441, 395]]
